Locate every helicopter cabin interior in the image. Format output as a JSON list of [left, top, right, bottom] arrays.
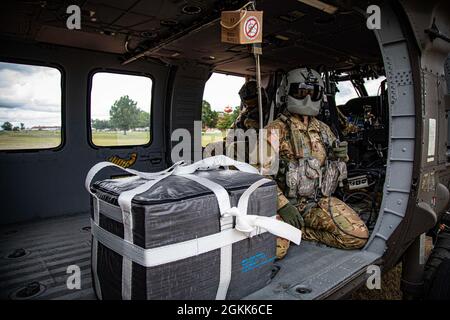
[[0, 0, 445, 300]]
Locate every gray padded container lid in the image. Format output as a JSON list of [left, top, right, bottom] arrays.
[[92, 170, 276, 206], [91, 169, 278, 299]]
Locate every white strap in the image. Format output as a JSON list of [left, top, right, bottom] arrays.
[[216, 244, 232, 300], [87, 155, 300, 300], [91, 197, 102, 299], [181, 174, 232, 215], [222, 179, 302, 245], [86, 161, 180, 300], [96, 199, 123, 223], [225, 210, 301, 245], [91, 219, 269, 267], [268, 100, 275, 124], [85, 156, 255, 196], [173, 155, 258, 175], [117, 173, 173, 227], [94, 177, 301, 245], [179, 173, 234, 300], [85, 161, 182, 196], [91, 215, 301, 267], [119, 172, 174, 300]]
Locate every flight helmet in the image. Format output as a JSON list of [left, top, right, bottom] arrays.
[[276, 68, 324, 116]]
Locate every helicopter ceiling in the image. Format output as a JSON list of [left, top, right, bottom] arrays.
[[0, 0, 382, 75]]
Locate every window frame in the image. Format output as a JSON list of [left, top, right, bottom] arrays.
[[87, 68, 154, 149], [0, 57, 66, 153], [334, 80, 360, 106], [363, 76, 386, 96]]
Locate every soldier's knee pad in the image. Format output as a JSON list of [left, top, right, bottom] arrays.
[[276, 237, 290, 260], [319, 197, 369, 240], [337, 233, 368, 250]]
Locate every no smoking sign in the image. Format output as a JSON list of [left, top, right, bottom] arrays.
[[221, 10, 263, 44], [243, 16, 260, 40]]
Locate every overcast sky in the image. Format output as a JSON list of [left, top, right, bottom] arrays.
[[204, 73, 385, 109], [0, 62, 62, 128], [203, 73, 245, 112], [0, 61, 385, 128], [91, 72, 152, 120], [336, 77, 385, 105]]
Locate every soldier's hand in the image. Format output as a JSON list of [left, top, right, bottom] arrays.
[[333, 141, 348, 160], [278, 203, 304, 229]]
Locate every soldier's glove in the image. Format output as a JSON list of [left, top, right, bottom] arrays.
[[332, 141, 348, 160], [278, 203, 304, 229]]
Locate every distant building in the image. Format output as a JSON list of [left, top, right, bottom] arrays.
[[224, 105, 232, 113], [134, 127, 150, 132], [30, 126, 61, 131]]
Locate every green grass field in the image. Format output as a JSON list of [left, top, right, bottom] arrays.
[[0, 130, 225, 150], [201, 131, 225, 147], [0, 130, 61, 150], [92, 131, 150, 146]]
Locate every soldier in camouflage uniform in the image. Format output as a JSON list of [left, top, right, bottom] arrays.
[[231, 80, 270, 130], [204, 80, 269, 158], [263, 68, 369, 259]]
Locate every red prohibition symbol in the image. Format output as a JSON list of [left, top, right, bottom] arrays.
[[244, 16, 259, 40]]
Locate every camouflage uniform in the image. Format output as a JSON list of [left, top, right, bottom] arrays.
[[232, 80, 270, 131], [204, 105, 263, 159], [264, 113, 369, 253], [231, 101, 269, 131], [205, 94, 269, 159]]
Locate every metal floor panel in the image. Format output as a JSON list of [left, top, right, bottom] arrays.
[[0, 212, 379, 300], [244, 241, 380, 300], [0, 212, 95, 300]]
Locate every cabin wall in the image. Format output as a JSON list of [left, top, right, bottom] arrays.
[[0, 39, 170, 224], [169, 63, 211, 163], [446, 54, 450, 150]]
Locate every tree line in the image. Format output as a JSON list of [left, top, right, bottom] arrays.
[[92, 95, 150, 135], [2, 97, 238, 134], [202, 100, 239, 131], [1, 122, 25, 131]]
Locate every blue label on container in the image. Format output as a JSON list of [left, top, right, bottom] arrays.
[[241, 252, 275, 273]]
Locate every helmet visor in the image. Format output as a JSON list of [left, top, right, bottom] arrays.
[[288, 82, 324, 102], [243, 96, 258, 108], [239, 81, 258, 101]]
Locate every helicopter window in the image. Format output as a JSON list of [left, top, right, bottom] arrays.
[[89, 71, 152, 147], [0, 61, 62, 151], [335, 80, 359, 106], [364, 76, 386, 96], [201, 73, 245, 147]]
